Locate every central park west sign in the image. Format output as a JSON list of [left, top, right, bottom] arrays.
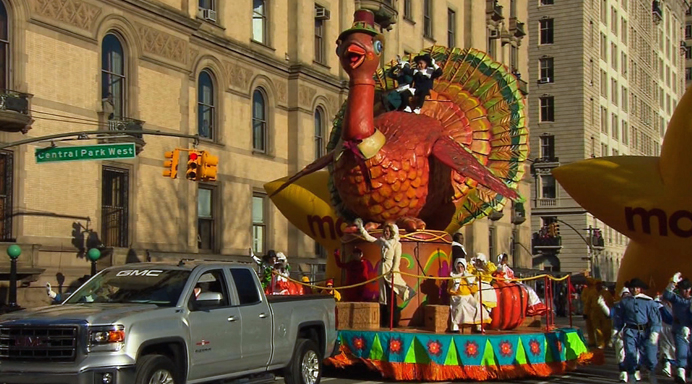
[[35, 143, 136, 163]]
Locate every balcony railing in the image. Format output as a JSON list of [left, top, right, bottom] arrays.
[[532, 233, 562, 251], [107, 117, 144, 139], [652, 1, 663, 22], [536, 198, 557, 207], [486, 0, 504, 22], [509, 17, 526, 38], [357, 0, 398, 29], [0, 90, 33, 133], [511, 202, 526, 225]]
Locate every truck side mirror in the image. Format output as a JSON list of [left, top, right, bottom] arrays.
[[192, 292, 223, 311]]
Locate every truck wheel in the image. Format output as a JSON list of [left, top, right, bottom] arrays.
[[135, 354, 179, 384], [284, 338, 322, 384]]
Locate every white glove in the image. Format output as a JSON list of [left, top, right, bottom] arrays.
[[649, 332, 659, 345], [611, 329, 619, 340], [354, 218, 364, 230], [597, 295, 610, 316], [45, 283, 57, 299], [432, 58, 439, 69], [683, 327, 691, 342], [673, 272, 683, 283]]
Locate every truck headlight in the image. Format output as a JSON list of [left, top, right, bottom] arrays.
[[88, 325, 125, 352]]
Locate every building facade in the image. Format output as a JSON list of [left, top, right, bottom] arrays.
[[0, 0, 531, 307], [528, 0, 687, 281]]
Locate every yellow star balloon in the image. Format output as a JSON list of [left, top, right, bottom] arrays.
[[552, 87, 692, 294]]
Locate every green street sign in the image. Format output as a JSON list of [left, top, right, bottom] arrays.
[[35, 143, 136, 163]]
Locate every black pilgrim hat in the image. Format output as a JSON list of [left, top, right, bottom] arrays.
[[627, 278, 649, 290], [413, 53, 433, 67], [679, 278, 692, 290]]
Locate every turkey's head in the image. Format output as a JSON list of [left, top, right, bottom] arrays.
[[336, 9, 384, 85]]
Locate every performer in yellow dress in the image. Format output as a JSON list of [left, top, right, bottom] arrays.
[[467, 253, 498, 310], [449, 258, 491, 332]]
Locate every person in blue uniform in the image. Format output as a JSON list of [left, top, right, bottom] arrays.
[[663, 272, 692, 383], [599, 284, 642, 382], [613, 278, 661, 384], [655, 293, 676, 378]]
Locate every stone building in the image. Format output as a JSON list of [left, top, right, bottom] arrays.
[[0, 0, 531, 307], [528, 0, 688, 280]]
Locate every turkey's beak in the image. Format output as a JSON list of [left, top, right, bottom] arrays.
[[345, 44, 366, 69]]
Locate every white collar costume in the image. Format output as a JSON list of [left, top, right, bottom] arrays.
[[634, 293, 653, 300], [413, 67, 437, 78], [451, 241, 465, 250]]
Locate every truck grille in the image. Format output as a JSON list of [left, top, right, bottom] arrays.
[[0, 326, 78, 361]]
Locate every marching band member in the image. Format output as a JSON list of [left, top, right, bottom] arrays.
[[663, 272, 692, 383]]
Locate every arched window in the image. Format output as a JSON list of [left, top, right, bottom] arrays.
[[314, 107, 325, 159], [252, 89, 267, 152], [198, 70, 215, 139], [102, 33, 126, 119], [0, 2, 9, 90]]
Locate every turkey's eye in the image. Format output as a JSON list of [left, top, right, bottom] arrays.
[[373, 40, 383, 54]]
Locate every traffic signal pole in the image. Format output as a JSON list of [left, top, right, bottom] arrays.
[[0, 129, 202, 150]]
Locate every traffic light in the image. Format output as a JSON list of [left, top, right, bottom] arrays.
[[200, 151, 219, 181], [163, 150, 180, 179], [186, 150, 202, 181]]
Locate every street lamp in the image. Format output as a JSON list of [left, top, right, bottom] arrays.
[[87, 248, 101, 276], [6, 245, 21, 307]]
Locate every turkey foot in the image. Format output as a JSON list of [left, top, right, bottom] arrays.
[[396, 217, 427, 232], [343, 221, 381, 234]]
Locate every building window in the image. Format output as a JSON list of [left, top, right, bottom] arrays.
[[197, 187, 215, 250], [101, 167, 129, 248], [622, 87, 628, 112], [0, 2, 8, 91], [510, 45, 518, 73], [611, 7, 617, 35], [199, 0, 215, 11], [447, 8, 456, 48], [539, 19, 554, 44], [423, 0, 432, 38], [198, 70, 215, 139], [404, 0, 412, 20], [252, 89, 267, 152], [600, 0, 607, 25], [686, 47, 692, 60], [314, 5, 327, 64], [314, 107, 325, 159], [539, 96, 554, 122], [686, 24, 692, 39], [601, 33, 607, 62], [252, 0, 267, 44], [621, 121, 628, 144], [102, 33, 126, 119], [540, 134, 555, 160], [540, 0, 554, 4], [612, 113, 619, 140], [0, 151, 12, 241], [541, 175, 556, 199], [611, 79, 618, 105], [686, 67, 692, 81], [601, 106, 608, 134], [622, 19, 627, 44], [612, 148, 618, 156], [611, 42, 617, 70], [539, 57, 553, 82], [601, 143, 608, 157], [252, 194, 267, 255]]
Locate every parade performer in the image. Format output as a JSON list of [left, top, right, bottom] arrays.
[[613, 278, 661, 384], [467, 253, 498, 310], [267, 252, 292, 296], [451, 232, 467, 261], [322, 279, 342, 302], [590, 279, 614, 349], [334, 248, 368, 301], [598, 285, 642, 383], [249, 248, 276, 289], [655, 293, 676, 378], [386, 55, 415, 112], [449, 258, 490, 332], [663, 272, 692, 383], [301, 276, 313, 295], [355, 219, 415, 326], [495, 253, 546, 315], [582, 277, 598, 347], [409, 53, 443, 114]]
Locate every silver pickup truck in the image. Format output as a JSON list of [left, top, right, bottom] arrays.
[[0, 262, 338, 384]]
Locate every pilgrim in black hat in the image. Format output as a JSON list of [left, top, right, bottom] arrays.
[[386, 54, 415, 112], [627, 277, 649, 290], [407, 53, 443, 114]]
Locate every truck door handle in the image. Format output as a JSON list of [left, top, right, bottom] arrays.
[[228, 316, 237, 322], [259, 313, 268, 319]]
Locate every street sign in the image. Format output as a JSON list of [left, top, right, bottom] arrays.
[[35, 143, 136, 163]]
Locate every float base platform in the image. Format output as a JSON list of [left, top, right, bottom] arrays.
[[326, 327, 602, 381]]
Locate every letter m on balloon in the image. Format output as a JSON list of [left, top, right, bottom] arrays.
[[625, 207, 668, 236], [307, 215, 338, 239]]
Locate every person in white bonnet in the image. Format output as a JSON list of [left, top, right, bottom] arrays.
[[449, 257, 490, 332], [468, 253, 498, 311], [496, 253, 546, 316]]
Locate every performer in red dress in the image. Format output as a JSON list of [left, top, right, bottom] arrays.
[[334, 248, 369, 302]]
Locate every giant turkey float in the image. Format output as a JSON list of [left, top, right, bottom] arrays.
[[264, 9, 598, 381]]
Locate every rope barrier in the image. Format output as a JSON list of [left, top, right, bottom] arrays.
[[271, 268, 572, 291]]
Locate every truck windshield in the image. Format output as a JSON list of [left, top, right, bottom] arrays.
[[64, 268, 191, 307]]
